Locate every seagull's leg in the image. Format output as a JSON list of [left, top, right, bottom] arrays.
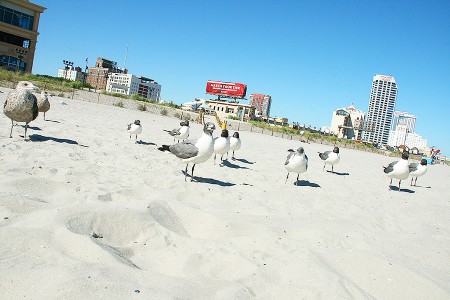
[[225, 151, 229, 160], [410, 177, 413, 186], [398, 180, 401, 191], [184, 164, 189, 182], [296, 174, 299, 186], [220, 155, 224, 166], [414, 177, 418, 186], [285, 173, 289, 184], [191, 164, 196, 182], [332, 165, 334, 173], [389, 178, 392, 190], [24, 123, 28, 140], [232, 150, 235, 160], [9, 119, 13, 138], [44, 112, 46, 121], [322, 164, 325, 172], [214, 154, 216, 165]]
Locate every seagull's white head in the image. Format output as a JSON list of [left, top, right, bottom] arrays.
[[16, 81, 39, 91]]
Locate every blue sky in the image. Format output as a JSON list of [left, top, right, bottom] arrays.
[[32, 0, 450, 155]]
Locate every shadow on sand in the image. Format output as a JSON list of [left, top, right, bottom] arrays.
[[21, 125, 42, 131], [294, 180, 321, 188], [389, 186, 416, 193], [136, 140, 156, 146], [29, 134, 87, 147], [45, 119, 61, 123], [222, 160, 250, 170], [326, 170, 349, 176], [233, 158, 254, 164], [182, 171, 236, 187]]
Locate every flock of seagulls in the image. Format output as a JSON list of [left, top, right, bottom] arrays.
[[383, 151, 428, 190], [2, 81, 430, 189]]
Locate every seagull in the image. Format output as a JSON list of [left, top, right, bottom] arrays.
[[285, 147, 308, 186], [158, 122, 216, 181], [164, 120, 189, 143], [409, 158, 428, 186], [37, 90, 50, 120], [383, 150, 410, 191], [213, 129, 230, 165], [127, 120, 142, 141], [228, 131, 241, 160], [3, 81, 39, 140], [318, 146, 340, 172]]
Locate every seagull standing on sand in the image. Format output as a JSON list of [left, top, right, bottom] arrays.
[[409, 158, 428, 186], [318, 146, 340, 172], [228, 132, 241, 160], [37, 90, 50, 120], [383, 150, 410, 191], [158, 122, 216, 181], [164, 120, 189, 143], [213, 129, 230, 165], [285, 147, 308, 186], [127, 120, 142, 141], [3, 81, 39, 139]]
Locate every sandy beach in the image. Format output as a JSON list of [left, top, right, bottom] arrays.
[[1, 90, 449, 299]]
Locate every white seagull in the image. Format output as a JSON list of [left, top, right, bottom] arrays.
[[164, 120, 190, 143], [127, 120, 142, 141], [37, 90, 50, 120], [213, 129, 230, 165], [383, 151, 410, 191], [409, 158, 428, 186], [285, 147, 308, 186], [3, 81, 39, 140], [158, 122, 216, 181], [318, 146, 340, 172], [228, 131, 241, 160]]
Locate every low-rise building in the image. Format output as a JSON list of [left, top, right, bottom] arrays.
[[106, 73, 161, 101], [206, 99, 254, 121], [260, 116, 289, 126], [330, 103, 365, 140], [57, 66, 84, 81]]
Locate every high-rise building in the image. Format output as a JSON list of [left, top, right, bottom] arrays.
[[387, 124, 427, 149], [0, 0, 46, 72], [391, 111, 416, 133], [248, 94, 271, 117], [363, 75, 398, 145]]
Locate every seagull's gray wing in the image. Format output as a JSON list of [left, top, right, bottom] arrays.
[[169, 141, 198, 159], [168, 127, 181, 136], [285, 152, 294, 165], [383, 161, 397, 174], [127, 123, 132, 130], [319, 151, 330, 160], [409, 162, 419, 172]]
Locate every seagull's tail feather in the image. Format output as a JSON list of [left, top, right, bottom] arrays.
[[158, 145, 171, 152], [163, 130, 171, 133], [318, 152, 324, 159]]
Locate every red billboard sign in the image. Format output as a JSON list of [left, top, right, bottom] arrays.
[[206, 80, 247, 98]]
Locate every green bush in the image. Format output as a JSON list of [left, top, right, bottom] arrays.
[[174, 112, 180, 119], [183, 114, 191, 121], [114, 101, 124, 108], [227, 115, 240, 120], [161, 108, 168, 116], [137, 103, 147, 111]]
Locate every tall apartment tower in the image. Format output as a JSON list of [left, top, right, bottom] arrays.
[[363, 75, 398, 145], [249, 94, 271, 117]]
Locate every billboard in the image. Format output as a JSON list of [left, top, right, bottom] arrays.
[[206, 80, 247, 98]]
